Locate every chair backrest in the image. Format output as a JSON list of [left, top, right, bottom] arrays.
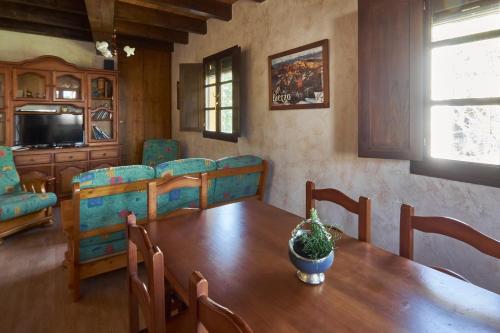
[[71, 165, 155, 263], [400, 204, 500, 263], [0, 146, 21, 195], [306, 181, 371, 242], [210, 156, 268, 205], [189, 271, 253, 333], [142, 139, 181, 167], [127, 213, 166, 333], [148, 174, 208, 220]]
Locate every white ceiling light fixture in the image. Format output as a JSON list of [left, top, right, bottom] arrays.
[[95, 41, 113, 58], [123, 45, 135, 57]]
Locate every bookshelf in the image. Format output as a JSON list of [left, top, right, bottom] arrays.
[[88, 75, 117, 143]]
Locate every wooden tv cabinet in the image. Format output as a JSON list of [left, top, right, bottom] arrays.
[[0, 56, 124, 199], [14, 145, 121, 198]]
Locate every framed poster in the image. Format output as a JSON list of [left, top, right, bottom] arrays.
[[268, 39, 329, 110]]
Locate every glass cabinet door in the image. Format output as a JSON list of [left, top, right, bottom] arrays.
[[14, 69, 50, 100], [88, 75, 116, 143], [54, 72, 83, 101]]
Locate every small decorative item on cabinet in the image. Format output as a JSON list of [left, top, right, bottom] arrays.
[[288, 209, 342, 285]]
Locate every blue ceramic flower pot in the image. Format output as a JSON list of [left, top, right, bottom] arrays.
[[288, 236, 334, 285]]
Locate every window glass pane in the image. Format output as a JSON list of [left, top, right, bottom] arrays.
[[221, 109, 233, 134], [431, 37, 500, 100], [432, 9, 500, 42], [205, 86, 216, 108], [205, 61, 216, 85], [221, 56, 233, 82], [431, 105, 500, 165], [205, 109, 216, 132], [221, 83, 232, 107]]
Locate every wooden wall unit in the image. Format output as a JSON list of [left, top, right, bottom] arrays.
[[118, 48, 171, 164], [0, 56, 122, 199]]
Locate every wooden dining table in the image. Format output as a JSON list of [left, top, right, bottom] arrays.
[[146, 199, 500, 333]]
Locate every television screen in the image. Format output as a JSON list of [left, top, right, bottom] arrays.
[[15, 114, 84, 146]]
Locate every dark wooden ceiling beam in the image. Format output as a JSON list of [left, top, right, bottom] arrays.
[[117, 34, 173, 52], [84, 0, 115, 41], [2, 0, 87, 15], [115, 2, 207, 34], [0, 1, 90, 31], [135, 0, 232, 21], [115, 20, 188, 44], [0, 17, 92, 41]]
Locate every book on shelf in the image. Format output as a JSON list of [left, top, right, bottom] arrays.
[[92, 125, 111, 140]]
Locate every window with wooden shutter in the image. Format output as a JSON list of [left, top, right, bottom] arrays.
[[358, 0, 424, 160], [203, 45, 241, 142]]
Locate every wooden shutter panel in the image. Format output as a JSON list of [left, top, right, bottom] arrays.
[[179, 64, 203, 131], [358, 0, 424, 160]]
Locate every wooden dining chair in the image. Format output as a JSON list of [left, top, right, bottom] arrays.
[[127, 214, 253, 333], [189, 271, 253, 333], [306, 181, 372, 242], [400, 204, 500, 281], [148, 174, 208, 221]]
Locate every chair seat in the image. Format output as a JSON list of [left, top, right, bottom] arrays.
[[0, 191, 57, 222]]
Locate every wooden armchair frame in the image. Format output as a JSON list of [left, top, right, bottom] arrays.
[[62, 179, 150, 301], [400, 204, 500, 281], [0, 176, 55, 244], [147, 174, 208, 221], [306, 181, 372, 242]]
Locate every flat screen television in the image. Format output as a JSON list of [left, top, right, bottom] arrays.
[[15, 114, 84, 146]]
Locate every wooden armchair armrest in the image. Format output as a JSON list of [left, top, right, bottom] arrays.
[[21, 176, 55, 193]]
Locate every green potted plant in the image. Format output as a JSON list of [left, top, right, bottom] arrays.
[[288, 209, 342, 284]]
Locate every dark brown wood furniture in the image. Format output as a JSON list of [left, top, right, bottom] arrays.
[[400, 204, 500, 281], [305, 180, 372, 242], [148, 174, 208, 220], [188, 271, 253, 333], [145, 200, 500, 332], [128, 214, 253, 333], [127, 214, 169, 333], [15, 145, 121, 198], [0, 56, 121, 199]]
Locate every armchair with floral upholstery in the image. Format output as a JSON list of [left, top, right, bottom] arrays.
[[0, 146, 57, 243], [142, 139, 180, 167]]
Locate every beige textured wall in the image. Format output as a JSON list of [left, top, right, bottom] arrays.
[[171, 0, 500, 292], [0, 30, 103, 68]]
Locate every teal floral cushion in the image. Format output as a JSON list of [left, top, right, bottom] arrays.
[[155, 158, 216, 215], [213, 155, 263, 204], [80, 237, 127, 262], [73, 165, 154, 261], [0, 192, 57, 222], [0, 146, 21, 195], [142, 139, 180, 167], [73, 165, 155, 189]]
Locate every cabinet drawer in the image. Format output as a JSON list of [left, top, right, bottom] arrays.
[[55, 151, 88, 163], [90, 158, 120, 170], [90, 148, 119, 160], [15, 153, 52, 166]]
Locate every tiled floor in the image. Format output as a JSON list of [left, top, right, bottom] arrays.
[[0, 209, 128, 333]]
